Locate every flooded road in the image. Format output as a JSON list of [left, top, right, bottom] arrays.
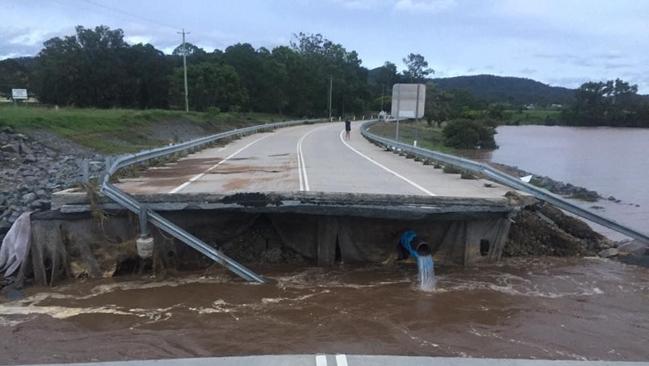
[[2, 258, 648, 364]]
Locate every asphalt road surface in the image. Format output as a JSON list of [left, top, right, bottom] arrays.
[[118, 121, 510, 198], [20, 355, 649, 366]]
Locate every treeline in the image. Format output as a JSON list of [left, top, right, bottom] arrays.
[[561, 79, 649, 127], [3, 25, 649, 128], [0, 25, 433, 116], [432, 75, 574, 106]]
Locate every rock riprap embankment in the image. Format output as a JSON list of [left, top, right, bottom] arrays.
[[0, 127, 103, 240], [490, 162, 604, 202]]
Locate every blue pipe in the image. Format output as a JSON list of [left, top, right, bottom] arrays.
[[399, 230, 431, 258]]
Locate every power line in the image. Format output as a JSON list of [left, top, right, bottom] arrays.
[[76, 0, 180, 31]]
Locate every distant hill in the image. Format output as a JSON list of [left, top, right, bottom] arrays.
[[431, 74, 575, 106], [0, 57, 36, 97]]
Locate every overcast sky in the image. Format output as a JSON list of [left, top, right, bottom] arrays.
[[2, 0, 649, 92]]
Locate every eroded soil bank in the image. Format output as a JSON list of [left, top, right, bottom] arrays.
[[1, 257, 648, 364]]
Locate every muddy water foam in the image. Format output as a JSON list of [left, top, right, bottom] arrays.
[[1, 258, 648, 364]]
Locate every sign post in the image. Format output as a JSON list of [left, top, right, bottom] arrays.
[[396, 84, 401, 141], [391, 84, 426, 143], [11, 89, 28, 104]]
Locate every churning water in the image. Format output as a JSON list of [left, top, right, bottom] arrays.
[[2, 258, 649, 363], [417, 255, 436, 291]]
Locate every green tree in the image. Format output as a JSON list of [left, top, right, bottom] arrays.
[[116, 43, 171, 108], [442, 119, 497, 149], [34, 25, 172, 108], [36, 25, 129, 107], [424, 84, 453, 126], [171, 62, 247, 111], [290, 33, 370, 116], [563, 79, 648, 127], [402, 53, 433, 82], [172, 42, 206, 57]]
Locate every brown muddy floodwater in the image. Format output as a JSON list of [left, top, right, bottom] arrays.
[[472, 126, 649, 240], [1, 258, 649, 364]]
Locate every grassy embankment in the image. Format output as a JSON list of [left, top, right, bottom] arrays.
[[462, 108, 561, 125], [0, 105, 288, 154], [367, 109, 561, 153], [368, 120, 455, 153], [503, 109, 561, 125]]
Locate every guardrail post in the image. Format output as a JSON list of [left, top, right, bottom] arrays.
[[78, 158, 89, 184], [136, 204, 154, 259], [138, 204, 149, 238], [100, 156, 113, 185]]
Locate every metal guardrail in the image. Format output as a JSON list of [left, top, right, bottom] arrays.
[[361, 120, 649, 244], [101, 118, 324, 283]]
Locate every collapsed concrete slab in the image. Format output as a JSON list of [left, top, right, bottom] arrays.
[[20, 190, 527, 285]]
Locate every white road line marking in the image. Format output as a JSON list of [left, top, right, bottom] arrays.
[[315, 354, 328, 366], [338, 129, 436, 196], [297, 125, 328, 191], [169, 134, 271, 193], [335, 354, 348, 366], [297, 141, 304, 191]]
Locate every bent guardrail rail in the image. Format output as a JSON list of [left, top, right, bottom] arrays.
[[361, 120, 649, 244], [101, 118, 323, 283]]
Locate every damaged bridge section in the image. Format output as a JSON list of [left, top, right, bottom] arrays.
[[17, 191, 524, 285]]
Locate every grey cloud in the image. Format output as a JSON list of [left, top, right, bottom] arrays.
[[544, 76, 590, 88], [0, 28, 55, 59], [533, 52, 638, 70], [604, 62, 634, 70]]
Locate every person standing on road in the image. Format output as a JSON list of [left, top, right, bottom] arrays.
[[344, 119, 351, 140]]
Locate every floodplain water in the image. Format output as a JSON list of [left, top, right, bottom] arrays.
[[471, 125, 649, 240], [1, 258, 648, 364]]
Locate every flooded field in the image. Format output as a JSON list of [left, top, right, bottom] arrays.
[[1, 257, 648, 364], [478, 126, 649, 240]]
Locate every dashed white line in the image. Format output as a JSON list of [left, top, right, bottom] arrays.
[[315, 354, 328, 366], [169, 134, 271, 193], [335, 354, 348, 366], [338, 129, 436, 196]]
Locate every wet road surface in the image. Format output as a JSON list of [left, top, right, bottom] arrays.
[[116, 122, 509, 198]]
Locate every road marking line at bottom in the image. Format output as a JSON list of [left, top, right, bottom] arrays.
[[169, 134, 271, 193], [315, 354, 327, 366], [338, 130, 436, 196], [335, 354, 348, 366]]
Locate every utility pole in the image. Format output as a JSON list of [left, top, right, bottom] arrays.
[[328, 75, 333, 121], [178, 28, 190, 112]]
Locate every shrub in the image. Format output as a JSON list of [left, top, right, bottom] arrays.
[[442, 119, 498, 149], [207, 106, 221, 116]]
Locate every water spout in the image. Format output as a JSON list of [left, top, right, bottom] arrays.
[[417, 255, 436, 291], [398, 230, 436, 291]]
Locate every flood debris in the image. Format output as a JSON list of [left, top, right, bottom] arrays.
[[0, 212, 31, 279]]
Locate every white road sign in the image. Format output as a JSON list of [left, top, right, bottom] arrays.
[[11, 89, 28, 100], [391, 83, 425, 119]]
